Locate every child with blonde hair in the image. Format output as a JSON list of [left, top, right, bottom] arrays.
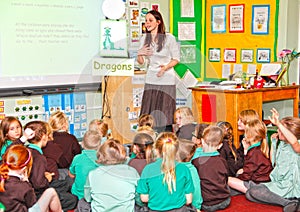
[[173, 106, 196, 140], [217, 121, 244, 177], [69, 130, 101, 200], [228, 108, 300, 211], [192, 126, 230, 211], [137, 132, 194, 211], [138, 114, 155, 128], [88, 119, 112, 144], [44, 111, 81, 180], [0, 144, 62, 212], [83, 139, 139, 211]]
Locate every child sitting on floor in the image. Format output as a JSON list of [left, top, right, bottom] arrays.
[[69, 130, 101, 200], [192, 126, 231, 211]]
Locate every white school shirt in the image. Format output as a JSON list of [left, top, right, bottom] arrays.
[[139, 33, 180, 85]]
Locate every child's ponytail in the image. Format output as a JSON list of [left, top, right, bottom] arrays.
[[155, 132, 179, 193], [0, 164, 9, 192]]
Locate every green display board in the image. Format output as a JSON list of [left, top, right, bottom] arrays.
[[171, 0, 203, 78]]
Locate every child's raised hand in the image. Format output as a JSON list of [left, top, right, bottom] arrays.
[[268, 108, 280, 126]]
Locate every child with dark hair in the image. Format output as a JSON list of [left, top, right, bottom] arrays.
[[191, 123, 210, 160], [0, 144, 62, 212], [217, 121, 244, 177], [25, 120, 78, 211], [192, 126, 231, 211], [128, 132, 155, 175]]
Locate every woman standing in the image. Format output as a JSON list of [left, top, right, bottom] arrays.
[[137, 10, 180, 132]]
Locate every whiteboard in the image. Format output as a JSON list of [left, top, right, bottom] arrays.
[[0, 0, 104, 89]]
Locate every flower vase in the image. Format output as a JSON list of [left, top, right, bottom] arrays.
[[279, 63, 289, 86]]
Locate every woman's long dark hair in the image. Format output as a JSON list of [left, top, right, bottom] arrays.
[[144, 10, 166, 52]]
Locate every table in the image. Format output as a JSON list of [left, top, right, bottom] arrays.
[[191, 85, 299, 148]]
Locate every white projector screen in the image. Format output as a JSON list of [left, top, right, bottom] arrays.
[[0, 0, 104, 89]]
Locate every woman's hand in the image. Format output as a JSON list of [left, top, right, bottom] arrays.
[[269, 108, 280, 126], [137, 45, 153, 56], [157, 65, 168, 77]]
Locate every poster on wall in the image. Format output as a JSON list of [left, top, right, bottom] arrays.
[[209, 48, 221, 62], [241, 49, 254, 63], [211, 5, 226, 33], [181, 0, 195, 18], [100, 20, 128, 57], [180, 45, 196, 63], [257, 48, 270, 63], [178, 22, 196, 41], [224, 48, 236, 62], [229, 4, 244, 33], [252, 5, 270, 35], [130, 8, 140, 26]]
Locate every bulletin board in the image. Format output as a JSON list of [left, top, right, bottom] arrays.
[[205, 0, 279, 80], [171, 0, 204, 78]]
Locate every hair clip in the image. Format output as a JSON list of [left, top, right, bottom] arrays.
[[166, 138, 172, 143]]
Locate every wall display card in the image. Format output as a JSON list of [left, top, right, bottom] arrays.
[[140, 2, 150, 17], [130, 28, 140, 47], [247, 64, 257, 75], [222, 64, 231, 78], [233, 64, 243, 73], [241, 49, 254, 63], [100, 20, 128, 57], [73, 92, 87, 139], [132, 88, 143, 108], [128, 0, 138, 7], [257, 48, 270, 63], [224, 48, 236, 63], [180, 45, 196, 63], [229, 4, 244, 33], [211, 5, 226, 33], [178, 22, 196, 41], [181, 0, 195, 18], [209, 48, 221, 62], [151, 4, 159, 11], [252, 5, 270, 35], [130, 8, 140, 26]]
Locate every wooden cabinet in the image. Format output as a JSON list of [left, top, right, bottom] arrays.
[[102, 73, 145, 144], [191, 85, 299, 148]]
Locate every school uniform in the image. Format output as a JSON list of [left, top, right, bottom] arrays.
[[28, 144, 49, 197], [69, 149, 99, 199], [182, 162, 203, 210], [175, 123, 196, 141], [85, 164, 139, 212], [137, 158, 194, 211], [0, 176, 36, 212], [218, 139, 244, 176], [128, 158, 148, 175], [192, 151, 230, 209], [42, 140, 63, 180], [263, 140, 300, 198], [52, 131, 82, 169], [238, 142, 272, 183]]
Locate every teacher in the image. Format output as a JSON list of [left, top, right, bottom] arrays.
[[137, 10, 180, 133]]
